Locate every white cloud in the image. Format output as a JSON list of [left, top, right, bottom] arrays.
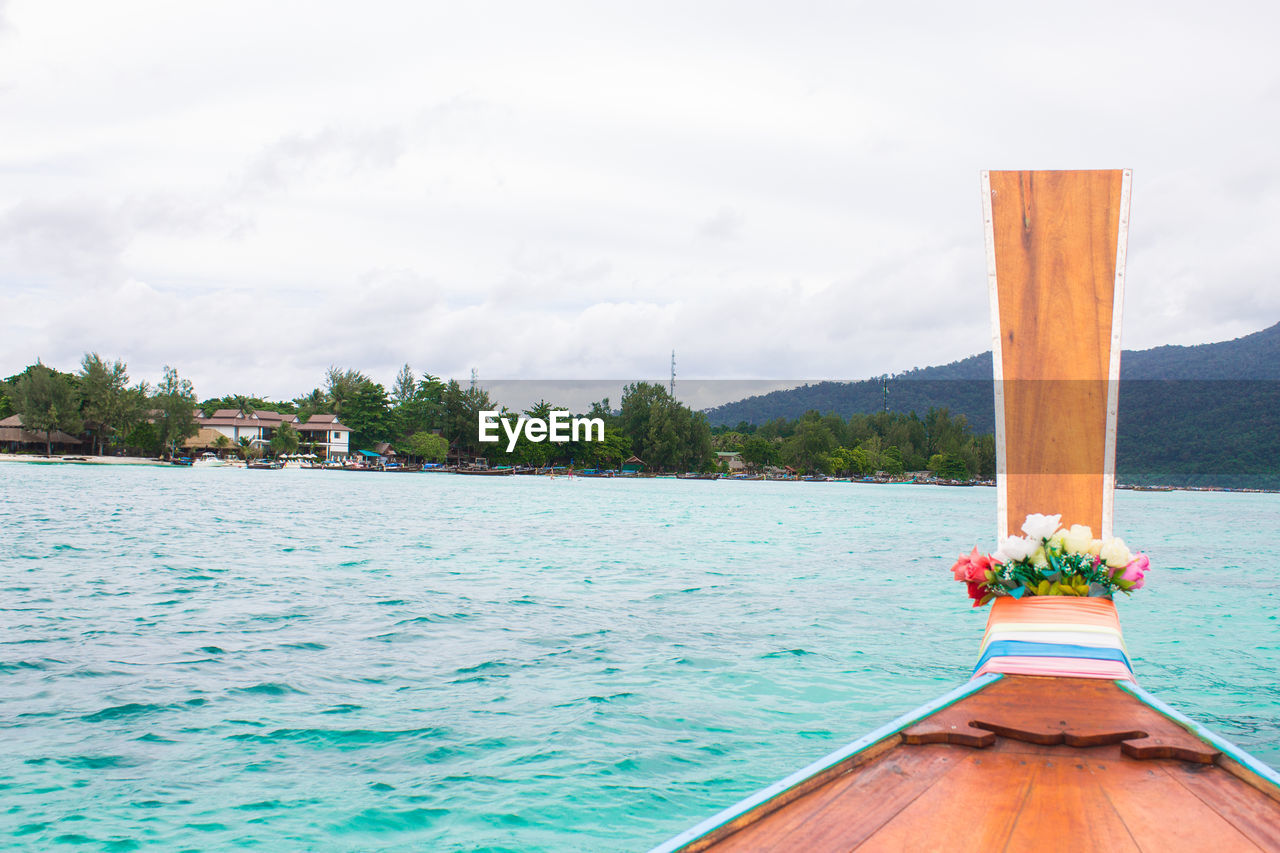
[[2, 0, 1279, 402]]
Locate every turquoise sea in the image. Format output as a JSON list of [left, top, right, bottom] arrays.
[[1, 464, 1277, 851]]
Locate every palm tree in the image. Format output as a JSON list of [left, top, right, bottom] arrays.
[[324, 367, 369, 416], [230, 395, 253, 419], [270, 422, 300, 457], [294, 388, 326, 421]]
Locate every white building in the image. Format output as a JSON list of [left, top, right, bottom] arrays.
[[291, 413, 350, 459], [197, 410, 351, 459]]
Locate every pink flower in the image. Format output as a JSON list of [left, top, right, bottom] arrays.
[[1121, 552, 1150, 589], [951, 546, 997, 583]]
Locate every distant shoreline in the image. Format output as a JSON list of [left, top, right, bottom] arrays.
[[1, 454, 1275, 494], [0, 454, 169, 467]]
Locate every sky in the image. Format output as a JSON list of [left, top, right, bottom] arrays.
[[2, 1, 1278, 404]]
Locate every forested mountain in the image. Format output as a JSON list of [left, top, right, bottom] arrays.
[[706, 322, 1280, 488]]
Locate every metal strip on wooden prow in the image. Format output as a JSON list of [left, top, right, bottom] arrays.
[[1102, 170, 1132, 540], [981, 171, 1008, 538], [983, 170, 1131, 540]]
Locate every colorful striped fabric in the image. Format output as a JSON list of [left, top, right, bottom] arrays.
[[973, 597, 1134, 680]]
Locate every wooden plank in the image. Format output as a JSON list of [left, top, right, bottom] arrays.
[[1166, 761, 1280, 849], [1099, 760, 1265, 851], [1005, 757, 1138, 852], [679, 735, 904, 853], [987, 169, 1126, 537], [855, 750, 1257, 853], [707, 745, 961, 852], [856, 751, 1036, 852]]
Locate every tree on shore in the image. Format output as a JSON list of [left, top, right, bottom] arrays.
[[928, 452, 969, 480], [619, 382, 713, 472], [154, 366, 198, 458], [343, 379, 390, 452], [123, 421, 161, 456], [270, 421, 300, 456], [325, 367, 370, 415], [740, 435, 780, 471], [116, 382, 153, 454], [389, 367, 445, 444], [79, 353, 133, 455], [199, 394, 295, 418], [391, 364, 416, 407], [441, 379, 498, 460], [11, 363, 82, 455], [293, 388, 327, 420], [404, 431, 448, 463], [783, 413, 837, 471], [825, 446, 869, 476], [574, 425, 629, 470]]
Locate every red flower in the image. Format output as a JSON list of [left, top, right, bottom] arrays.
[[951, 546, 997, 583], [966, 580, 989, 606]]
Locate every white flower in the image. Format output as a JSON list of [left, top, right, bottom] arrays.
[[1062, 524, 1093, 555], [1088, 538, 1104, 557], [995, 535, 1038, 563], [1100, 538, 1133, 569], [1021, 513, 1062, 542]]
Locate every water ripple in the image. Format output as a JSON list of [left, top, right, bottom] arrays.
[[1, 464, 1276, 851]]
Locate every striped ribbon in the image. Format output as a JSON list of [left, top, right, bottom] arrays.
[[973, 596, 1134, 680]]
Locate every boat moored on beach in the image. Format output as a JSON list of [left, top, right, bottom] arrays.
[[192, 452, 227, 468]]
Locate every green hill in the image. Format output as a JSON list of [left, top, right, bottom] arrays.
[[705, 323, 1280, 488]]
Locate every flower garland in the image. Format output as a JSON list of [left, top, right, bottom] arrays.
[[951, 513, 1150, 607]]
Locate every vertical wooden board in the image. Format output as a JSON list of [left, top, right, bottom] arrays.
[[988, 170, 1124, 536]]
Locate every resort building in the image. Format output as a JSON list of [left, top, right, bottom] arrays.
[[715, 451, 746, 473], [0, 414, 84, 454], [291, 414, 351, 459], [194, 410, 351, 459]]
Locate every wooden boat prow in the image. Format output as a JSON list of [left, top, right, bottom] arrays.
[[655, 673, 1280, 852], [652, 171, 1280, 852]]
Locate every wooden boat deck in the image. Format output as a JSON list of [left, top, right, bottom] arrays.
[[675, 676, 1280, 852]]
